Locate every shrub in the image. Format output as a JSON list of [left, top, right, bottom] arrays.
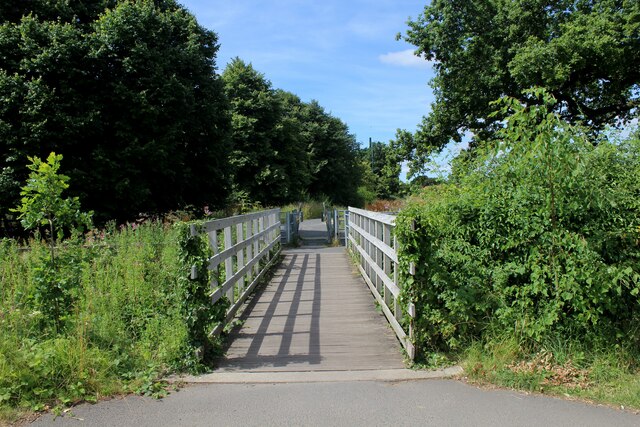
[[0, 220, 226, 414], [396, 90, 640, 355]]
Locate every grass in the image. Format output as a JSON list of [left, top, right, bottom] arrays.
[[0, 217, 284, 424], [0, 223, 202, 423], [301, 201, 325, 220], [460, 336, 640, 411]]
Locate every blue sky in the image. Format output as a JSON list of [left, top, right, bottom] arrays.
[[179, 0, 434, 147]]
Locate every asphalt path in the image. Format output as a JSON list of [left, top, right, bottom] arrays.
[[32, 379, 639, 426]]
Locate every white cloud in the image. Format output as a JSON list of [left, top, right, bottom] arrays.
[[378, 49, 432, 68]]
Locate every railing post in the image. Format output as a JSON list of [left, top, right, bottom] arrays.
[[224, 226, 234, 303], [285, 212, 291, 244], [344, 210, 349, 246]]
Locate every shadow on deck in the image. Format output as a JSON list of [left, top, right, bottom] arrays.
[[217, 243, 405, 372]]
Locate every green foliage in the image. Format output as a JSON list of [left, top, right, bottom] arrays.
[[396, 90, 640, 354], [464, 335, 640, 410], [301, 200, 325, 220], [12, 153, 92, 243], [399, 0, 640, 173], [1, 3, 365, 223], [303, 100, 362, 206], [359, 141, 402, 200], [11, 152, 93, 331], [0, 0, 231, 224], [0, 220, 231, 416], [222, 59, 307, 205], [221, 59, 362, 208], [174, 222, 228, 367]]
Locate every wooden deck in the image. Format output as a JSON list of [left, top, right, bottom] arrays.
[[217, 219, 405, 372]]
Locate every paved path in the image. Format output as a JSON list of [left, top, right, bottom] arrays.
[[217, 218, 405, 372], [297, 217, 330, 245], [32, 380, 639, 426]]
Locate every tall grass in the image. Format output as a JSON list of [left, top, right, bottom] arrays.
[[464, 335, 640, 410], [0, 222, 202, 421], [280, 201, 325, 220]]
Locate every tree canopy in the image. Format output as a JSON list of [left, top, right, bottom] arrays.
[[1, 3, 365, 228], [399, 0, 640, 173], [221, 58, 363, 208], [0, 0, 231, 223], [358, 141, 402, 201]]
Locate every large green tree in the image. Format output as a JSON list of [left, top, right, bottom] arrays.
[[222, 58, 296, 205], [302, 101, 362, 206], [274, 90, 313, 201], [399, 0, 640, 172], [222, 59, 362, 207], [0, 0, 230, 223], [359, 141, 402, 199]]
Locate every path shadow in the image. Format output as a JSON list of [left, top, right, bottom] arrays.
[[218, 253, 322, 370]]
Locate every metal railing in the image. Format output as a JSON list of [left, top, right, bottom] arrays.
[[323, 205, 349, 245], [346, 207, 415, 359], [280, 209, 302, 244], [190, 208, 281, 336]]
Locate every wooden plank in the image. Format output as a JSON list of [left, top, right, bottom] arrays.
[[355, 261, 414, 359], [210, 235, 280, 304], [348, 235, 400, 297], [348, 206, 395, 226], [236, 221, 245, 294], [207, 223, 280, 270], [216, 243, 406, 372], [345, 209, 414, 360], [224, 226, 234, 302], [221, 247, 281, 326]]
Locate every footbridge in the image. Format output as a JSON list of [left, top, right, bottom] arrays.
[[187, 208, 427, 380]]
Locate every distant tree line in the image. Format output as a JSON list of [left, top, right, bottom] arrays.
[[0, 0, 390, 228]]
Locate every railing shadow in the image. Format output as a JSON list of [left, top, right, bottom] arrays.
[[219, 253, 322, 370]]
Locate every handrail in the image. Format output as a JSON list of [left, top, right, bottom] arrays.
[[190, 208, 281, 336], [347, 207, 415, 359]]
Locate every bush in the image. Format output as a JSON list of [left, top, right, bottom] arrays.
[[396, 90, 640, 355], [301, 201, 325, 220], [0, 221, 225, 415]]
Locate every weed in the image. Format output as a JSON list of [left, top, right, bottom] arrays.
[[463, 335, 640, 409], [0, 221, 222, 421]]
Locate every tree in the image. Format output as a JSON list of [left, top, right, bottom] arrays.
[[302, 101, 362, 206], [399, 0, 640, 173], [85, 0, 231, 221], [359, 141, 402, 199], [222, 58, 292, 205], [0, 0, 231, 224], [12, 152, 92, 259], [274, 90, 313, 201]]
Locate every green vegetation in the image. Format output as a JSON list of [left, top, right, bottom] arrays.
[[465, 336, 640, 410], [396, 90, 640, 407], [0, 153, 236, 421], [1, 223, 204, 421], [397, 0, 640, 175], [358, 141, 403, 205], [0, 217, 255, 422], [0, 0, 230, 223], [0, 1, 369, 230], [12, 153, 92, 251], [221, 59, 364, 207], [280, 201, 325, 220], [393, 1, 640, 405]]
